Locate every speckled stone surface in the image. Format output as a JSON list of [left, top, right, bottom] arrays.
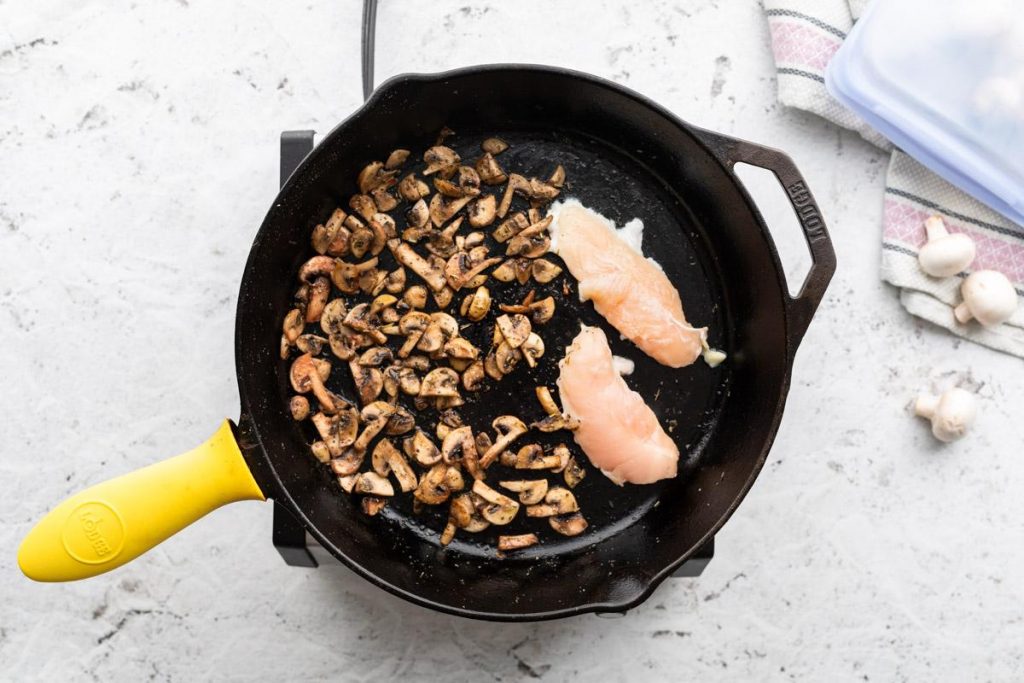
[[3, 1, 1024, 680]]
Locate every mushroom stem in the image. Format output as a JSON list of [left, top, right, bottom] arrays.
[[953, 302, 973, 324], [914, 393, 940, 419], [924, 215, 949, 242]]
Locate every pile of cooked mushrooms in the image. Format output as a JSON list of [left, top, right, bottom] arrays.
[[281, 131, 589, 552]]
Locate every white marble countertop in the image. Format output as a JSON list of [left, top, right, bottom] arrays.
[[3, 1, 1023, 680]]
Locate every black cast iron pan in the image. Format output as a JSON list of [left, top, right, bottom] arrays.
[[18, 2, 835, 621]]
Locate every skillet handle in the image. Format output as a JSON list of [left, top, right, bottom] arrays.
[[694, 130, 837, 347], [17, 421, 265, 582]]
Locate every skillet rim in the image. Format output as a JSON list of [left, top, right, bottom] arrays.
[[235, 63, 810, 621]]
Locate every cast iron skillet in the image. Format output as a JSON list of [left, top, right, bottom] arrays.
[[19, 3, 835, 621]]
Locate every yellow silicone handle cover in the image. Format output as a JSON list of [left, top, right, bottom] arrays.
[[18, 420, 265, 582]]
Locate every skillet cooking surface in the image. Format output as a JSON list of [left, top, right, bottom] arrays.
[[298, 127, 731, 561]]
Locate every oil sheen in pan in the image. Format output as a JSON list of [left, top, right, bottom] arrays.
[[311, 126, 731, 561]]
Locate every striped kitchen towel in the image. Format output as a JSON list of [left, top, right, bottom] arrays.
[[764, 0, 1024, 357]]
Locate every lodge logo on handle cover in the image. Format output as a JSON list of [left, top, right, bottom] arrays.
[[61, 502, 125, 564]]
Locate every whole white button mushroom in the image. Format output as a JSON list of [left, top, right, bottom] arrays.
[[914, 388, 977, 443], [918, 216, 976, 277], [953, 270, 1019, 327]]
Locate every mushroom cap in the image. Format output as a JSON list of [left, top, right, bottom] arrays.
[[931, 388, 978, 443], [959, 270, 1018, 326], [918, 232, 976, 278]]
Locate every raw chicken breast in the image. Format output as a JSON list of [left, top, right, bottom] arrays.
[[557, 325, 679, 485], [549, 200, 706, 368]]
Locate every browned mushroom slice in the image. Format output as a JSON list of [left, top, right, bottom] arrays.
[[355, 346, 390, 369], [474, 431, 493, 458], [405, 429, 441, 467], [528, 296, 556, 325], [289, 353, 320, 393], [443, 337, 480, 361], [457, 166, 481, 197], [298, 255, 337, 283], [490, 260, 516, 284], [449, 493, 476, 528], [461, 360, 485, 392], [311, 208, 347, 255], [323, 303, 355, 337], [526, 177, 560, 201], [388, 239, 447, 292], [401, 354, 430, 372], [439, 520, 457, 546], [355, 472, 395, 497], [499, 479, 549, 505], [413, 463, 451, 505], [549, 164, 566, 188], [402, 285, 428, 310], [506, 216, 552, 258], [348, 194, 376, 222], [340, 210, 362, 231], [563, 456, 587, 489], [406, 197, 430, 229], [357, 161, 396, 195], [532, 413, 571, 433], [280, 334, 292, 360], [495, 314, 531, 349], [521, 333, 545, 368], [283, 308, 304, 342], [479, 415, 528, 469], [483, 347, 504, 381], [498, 534, 538, 552], [385, 148, 410, 170], [371, 438, 397, 476], [439, 409, 463, 428], [472, 480, 520, 525], [343, 303, 386, 344], [419, 367, 460, 398], [491, 213, 527, 243], [370, 189, 397, 215], [423, 145, 460, 176], [481, 137, 509, 155], [385, 405, 415, 436], [397, 311, 429, 357], [398, 174, 430, 202], [495, 174, 522, 218], [327, 332, 357, 361], [337, 473, 358, 492], [476, 152, 507, 186], [463, 286, 491, 322], [440, 426, 481, 477], [445, 465, 465, 493], [361, 496, 387, 516], [381, 268, 406, 296], [535, 386, 560, 416], [550, 512, 588, 536], [381, 439, 418, 492], [444, 251, 502, 291], [429, 193, 472, 228], [433, 395, 464, 411], [349, 227, 373, 259], [311, 406, 360, 457], [531, 259, 562, 284], [330, 447, 365, 476], [348, 360, 383, 405], [433, 286, 454, 309], [289, 396, 310, 421], [353, 401, 396, 452], [295, 334, 327, 356], [414, 313, 454, 354], [433, 176, 463, 198]]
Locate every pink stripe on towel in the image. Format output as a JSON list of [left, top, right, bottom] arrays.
[[768, 20, 843, 72]]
